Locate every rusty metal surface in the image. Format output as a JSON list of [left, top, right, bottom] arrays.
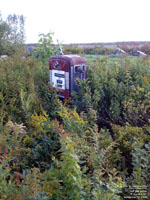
[[50, 55, 86, 68], [50, 58, 70, 72]]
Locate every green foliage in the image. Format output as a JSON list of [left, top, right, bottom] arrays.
[[72, 56, 150, 199], [0, 160, 47, 200], [1, 46, 150, 199], [73, 57, 150, 126], [63, 45, 114, 56], [83, 46, 114, 55], [0, 161, 17, 200], [0, 21, 11, 55], [42, 118, 124, 200], [43, 135, 84, 200], [26, 111, 61, 170], [33, 32, 58, 70], [7, 14, 25, 44], [52, 105, 124, 199], [111, 125, 149, 175], [0, 55, 41, 123], [0, 13, 25, 56], [131, 140, 150, 185], [64, 45, 83, 55], [0, 47, 61, 170], [33, 65, 60, 119]]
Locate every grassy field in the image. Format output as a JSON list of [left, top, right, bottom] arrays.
[[85, 54, 140, 65]]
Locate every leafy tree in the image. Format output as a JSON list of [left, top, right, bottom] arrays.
[[7, 14, 25, 44], [0, 13, 25, 56], [33, 32, 62, 70], [0, 18, 11, 55]]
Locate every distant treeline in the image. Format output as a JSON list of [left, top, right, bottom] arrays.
[[26, 42, 150, 55], [63, 41, 150, 48], [63, 43, 150, 55]]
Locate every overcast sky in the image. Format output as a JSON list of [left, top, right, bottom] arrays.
[[0, 0, 150, 44]]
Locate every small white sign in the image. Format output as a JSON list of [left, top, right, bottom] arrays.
[[51, 70, 65, 90]]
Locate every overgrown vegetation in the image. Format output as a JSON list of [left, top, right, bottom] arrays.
[[0, 15, 150, 199], [1, 50, 150, 199]]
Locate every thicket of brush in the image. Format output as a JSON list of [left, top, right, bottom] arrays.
[[0, 48, 150, 199]]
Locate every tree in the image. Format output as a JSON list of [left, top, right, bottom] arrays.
[[33, 32, 61, 70], [7, 14, 25, 44], [0, 20, 11, 55], [0, 13, 25, 56]]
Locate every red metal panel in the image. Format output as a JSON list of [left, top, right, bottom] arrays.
[[49, 55, 86, 70], [57, 89, 70, 99], [49, 58, 70, 72]]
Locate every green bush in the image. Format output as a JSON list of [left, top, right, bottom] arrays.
[[1, 48, 150, 199], [42, 107, 124, 199], [72, 56, 150, 199], [64, 45, 83, 55], [73, 57, 150, 127]]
